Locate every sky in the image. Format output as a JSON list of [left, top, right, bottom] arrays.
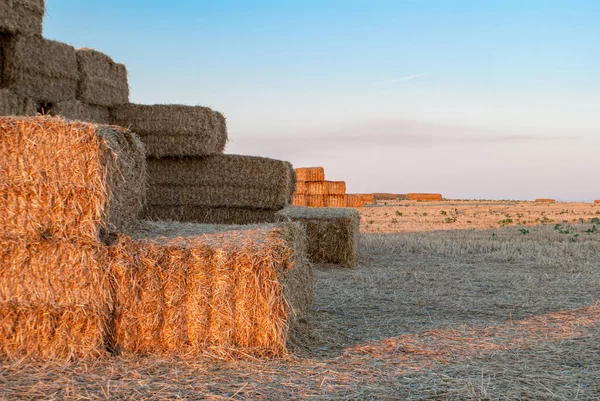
[[44, 1, 600, 201]]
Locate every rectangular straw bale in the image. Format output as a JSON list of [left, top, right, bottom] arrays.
[[0, 35, 78, 102], [0, 0, 44, 36], [48, 100, 111, 124], [595, 200, 600, 204], [110, 104, 227, 157], [326, 181, 346, 195], [295, 167, 324, 182], [109, 221, 314, 356], [535, 198, 556, 203], [373, 193, 398, 201], [325, 195, 347, 208], [295, 181, 306, 195], [0, 239, 111, 361], [306, 195, 326, 208], [406, 193, 443, 201], [361, 194, 375, 204], [76, 48, 129, 106], [305, 181, 327, 195], [0, 116, 146, 242], [143, 205, 279, 225], [346, 194, 365, 208], [0, 88, 36, 115], [292, 194, 306, 207], [276, 206, 360, 267]]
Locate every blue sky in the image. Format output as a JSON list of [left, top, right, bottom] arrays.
[[44, 1, 600, 201]]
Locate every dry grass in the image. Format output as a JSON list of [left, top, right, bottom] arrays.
[[326, 181, 346, 195], [361, 193, 376, 204], [0, 0, 44, 36], [292, 194, 307, 207], [47, 100, 111, 124], [305, 181, 327, 195], [295, 167, 324, 182], [407, 193, 443, 201], [346, 194, 364, 208], [325, 195, 346, 208], [143, 205, 279, 225], [0, 89, 36, 116], [76, 48, 129, 107]]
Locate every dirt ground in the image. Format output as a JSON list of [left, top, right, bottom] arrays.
[[2, 201, 600, 400]]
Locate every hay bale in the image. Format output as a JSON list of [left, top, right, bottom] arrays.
[[0, 116, 146, 241], [407, 193, 443, 201], [109, 221, 314, 356], [0, 35, 78, 102], [326, 181, 346, 195], [361, 194, 375, 204], [305, 181, 327, 195], [295, 167, 324, 182], [143, 205, 278, 225], [373, 193, 397, 201], [0, 89, 36, 115], [0, 239, 111, 361], [295, 180, 306, 195], [306, 195, 326, 208], [594, 200, 600, 204], [276, 206, 359, 267], [346, 194, 365, 208], [535, 198, 556, 203], [47, 100, 110, 124], [0, 0, 44, 36], [292, 194, 307, 207], [396, 193, 408, 200], [110, 103, 227, 157], [76, 48, 129, 107], [325, 195, 346, 208]]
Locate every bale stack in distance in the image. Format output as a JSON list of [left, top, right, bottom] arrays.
[[407, 193, 443, 201], [110, 220, 314, 357], [346, 194, 365, 208], [295, 167, 325, 182], [277, 206, 360, 268], [0, 116, 146, 360], [326, 195, 347, 207], [361, 194, 376, 204], [373, 193, 398, 201], [595, 200, 600, 204], [292, 166, 359, 208], [143, 155, 295, 225], [535, 198, 556, 203]]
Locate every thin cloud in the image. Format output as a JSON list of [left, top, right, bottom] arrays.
[[381, 73, 426, 85]]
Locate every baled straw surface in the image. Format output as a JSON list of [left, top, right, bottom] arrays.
[[295, 167, 325, 182], [276, 206, 360, 267], [595, 200, 600, 204], [361, 193, 376, 204], [291, 194, 307, 207], [325, 195, 347, 208], [110, 104, 227, 157], [407, 193, 443, 201], [294, 180, 306, 195], [0, 0, 44, 36], [0, 116, 146, 241], [143, 205, 278, 225], [326, 180, 346, 195], [0, 89, 36, 115], [373, 193, 398, 200], [0, 239, 111, 361], [0, 35, 78, 102], [346, 194, 365, 208], [536, 198, 556, 203], [48, 100, 110, 124], [305, 181, 327, 195], [306, 195, 326, 208], [76, 48, 129, 107], [109, 221, 314, 356]]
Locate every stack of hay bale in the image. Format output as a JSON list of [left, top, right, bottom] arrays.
[[595, 200, 600, 204], [535, 198, 556, 203], [292, 167, 365, 208], [407, 193, 443, 201], [361, 194, 376, 205]]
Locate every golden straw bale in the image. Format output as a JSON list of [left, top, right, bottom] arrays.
[[109, 221, 314, 357], [76, 48, 129, 107], [595, 200, 600, 204], [295, 167, 324, 182], [325, 195, 347, 208], [143, 206, 278, 225], [0, 116, 146, 241], [326, 181, 346, 195], [110, 103, 227, 157], [373, 193, 397, 201], [292, 194, 306, 207], [0, 89, 36, 116], [407, 193, 443, 201], [276, 206, 360, 267], [0, 0, 44, 36], [48, 100, 111, 124], [396, 194, 408, 200], [346, 194, 365, 208], [306, 195, 326, 208], [294, 181, 306, 195], [0, 239, 111, 361], [361, 194, 376, 204], [305, 181, 327, 195], [535, 198, 556, 203], [0, 35, 78, 102]]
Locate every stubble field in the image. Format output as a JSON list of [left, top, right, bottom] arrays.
[[2, 200, 599, 400]]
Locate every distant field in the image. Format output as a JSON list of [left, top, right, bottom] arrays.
[[2, 200, 599, 399]]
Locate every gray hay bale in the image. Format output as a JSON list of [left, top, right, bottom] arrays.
[[143, 205, 279, 225], [110, 103, 227, 157], [0, 89, 36, 115], [48, 100, 111, 124], [276, 206, 360, 267], [76, 48, 129, 107], [0, 0, 44, 36], [0, 35, 77, 102]]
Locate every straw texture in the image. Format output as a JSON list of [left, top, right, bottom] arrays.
[[373, 193, 398, 201], [326, 181, 346, 195], [110, 104, 227, 157], [143, 206, 279, 225], [305, 181, 327, 195], [306, 195, 326, 208], [407, 193, 443, 201], [0, 0, 44, 36], [276, 206, 360, 267], [346, 194, 365, 208], [292, 194, 307, 207], [0, 89, 36, 115], [295, 167, 324, 182], [76, 48, 129, 107], [0, 35, 77, 102], [0, 116, 146, 241], [361, 194, 375, 204], [48, 100, 110, 124], [325, 195, 347, 208], [295, 181, 306, 195]]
